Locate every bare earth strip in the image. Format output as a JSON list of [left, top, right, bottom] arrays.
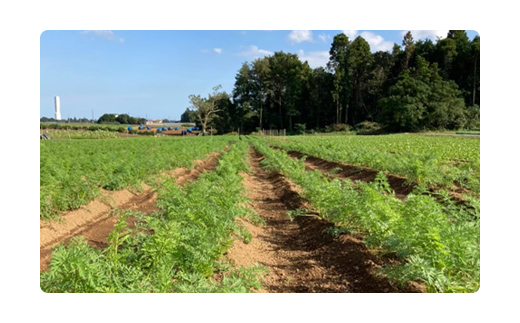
[[226, 147, 422, 293], [278, 148, 475, 203], [40, 151, 223, 271]]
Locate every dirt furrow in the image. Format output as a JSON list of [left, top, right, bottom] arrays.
[[40, 151, 223, 271], [226, 147, 421, 293], [279, 148, 474, 205], [281, 149, 413, 200]]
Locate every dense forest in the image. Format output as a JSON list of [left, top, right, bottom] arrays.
[[187, 30, 480, 135]]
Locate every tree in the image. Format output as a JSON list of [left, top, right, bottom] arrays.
[[266, 52, 306, 130], [328, 33, 351, 124], [232, 60, 268, 132], [470, 35, 480, 106], [309, 67, 334, 128], [368, 50, 395, 118], [225, 30, 477, 134], [348, 36, 373, 123], [250, 58, 272, 130], [189, 85, 226, 135], [97, 113, 117, 124], [379, 56, 467, 131], [402, 31, 416, 70], [180, 108, 193, 122], [97, 113, 144, 124]]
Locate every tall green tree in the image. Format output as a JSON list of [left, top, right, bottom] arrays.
[[308, 67, 334, 128], [180, 108, 193, 122], [368, 50, 395, 118], [402, 31, 416, 70], [265, 52, 308, 130], [470, 35, 480, 106], [328, 33, 351, 124], [250, 58, 272, 130], [348, 36, 373, 123], [380, 56, 467, 131]]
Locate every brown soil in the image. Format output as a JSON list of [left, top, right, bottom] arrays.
[[40, 151, 223, 271], [284, 149, 413, 200], [226, 147, 423, 293], [279, 148, 476, 204]]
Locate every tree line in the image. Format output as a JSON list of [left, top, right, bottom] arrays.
[[187, 30, 479, 134]]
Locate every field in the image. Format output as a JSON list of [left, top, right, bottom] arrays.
[[40, 123, 202, 138], [40, 133, 480, 293]]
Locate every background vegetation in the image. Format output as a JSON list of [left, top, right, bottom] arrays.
[[182, 30, 479, 135]]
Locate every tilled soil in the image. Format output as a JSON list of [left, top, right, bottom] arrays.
[[279, 148, 475, 204], [226, 147, 422, 293], [285, 150, 413, 200], [40, 151, 223, 271]]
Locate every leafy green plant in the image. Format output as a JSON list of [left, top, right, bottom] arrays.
[[41, 141, 267, 293], [249, 138, 479, 292], [40, 136, 232, 219]]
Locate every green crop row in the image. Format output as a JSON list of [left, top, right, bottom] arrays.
[[266, 134, 480, 193], [40, 136, 231, 219], [41, 129, 120, 140], [250, 138, 479, 292], [40, 141, 266, 293], [41, 123, 130, 132]]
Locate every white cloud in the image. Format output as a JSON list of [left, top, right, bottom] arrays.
[[82, 30, 125, 43], [359, 31, 394, 52], [401, 30, 449, 42], [297, 50, 329, 68], [238, 45, 273, 58], [342, 30, 358, 40], [214, 48, 222, 54], [318, 34, 330, 43], [288, 30, 313, 43]]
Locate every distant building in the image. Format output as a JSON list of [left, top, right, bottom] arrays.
[[146, 119, 162, 125]]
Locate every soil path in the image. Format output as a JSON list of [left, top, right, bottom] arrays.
[[281, 148, 476, 205], [40, 151, 223, 271], [284, 150, 413, 200], [226, 147, 422, 293]]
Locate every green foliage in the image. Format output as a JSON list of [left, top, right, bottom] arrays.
[[380, 57, 468, 132], [213, 30, 480, 134], [267, 134, 480, 194], [293, 123, 306, 135], [97, 113, 146, 125], [40, 136, 231, 219], [354, 121, 383, 135], [42, 129, 120, 139], [250, 138, 479, 292], [41, 142, 266, 293]]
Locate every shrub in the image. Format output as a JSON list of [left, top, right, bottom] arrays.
[[465, 105, 480, 131], [332, 123, 350, 132], [354, 121, 383, 135], [294, 123, 306, 135]]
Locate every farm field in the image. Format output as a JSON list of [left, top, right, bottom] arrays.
[[40, 123, 201, 137], [40, 133, 480, 293], [40, 136, 230, 219], [266, 134, 480, 195]]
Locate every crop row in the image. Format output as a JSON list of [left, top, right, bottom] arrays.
[[267, 134, 480, 193], [41, 129, 120, 140], [250, 138, 479, 292], [40, 141, 266, 292], [40, 136, 231, 219]]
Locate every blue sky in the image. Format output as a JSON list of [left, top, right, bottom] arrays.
[[40, 30, 479, 120]]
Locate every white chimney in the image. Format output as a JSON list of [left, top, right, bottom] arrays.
[[54, 96, 61, 120]]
